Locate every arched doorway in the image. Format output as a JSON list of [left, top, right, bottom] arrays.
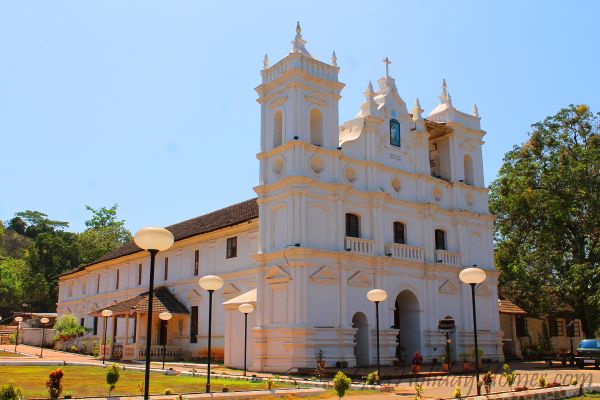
[[352, 312, 369, 366], [393, 290, 421, 363]]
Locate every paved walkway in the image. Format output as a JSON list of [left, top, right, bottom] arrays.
[[0, 344, 100, 363]]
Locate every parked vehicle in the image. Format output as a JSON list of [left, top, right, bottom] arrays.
[[574, 339, 600, 368]]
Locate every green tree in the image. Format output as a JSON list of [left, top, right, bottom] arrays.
[[332, 371, 351, 400], [490, 104, 600, 337], [11, 211, 69, 239], [78, 204, 131, 264], [0, 258, 29, 310], [53, 314, 86, 350]]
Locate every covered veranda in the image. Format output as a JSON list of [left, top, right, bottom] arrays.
[[89, 286, 189, 361]]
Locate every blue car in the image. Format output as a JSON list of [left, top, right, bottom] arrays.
[[575, 339, 600, 368]]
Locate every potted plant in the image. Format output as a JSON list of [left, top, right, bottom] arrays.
[[461, 353, 472, 372], [441, 354, 450, 372], [411, 351, 424, 374]]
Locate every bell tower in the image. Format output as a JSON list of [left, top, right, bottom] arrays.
[[256, 23, 344, 156]]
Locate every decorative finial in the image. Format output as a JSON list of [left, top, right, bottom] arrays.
[[412, 98, 424, 120], [364, 81, 374, 99], [472, 103, 479, 117], [291, 21, 311, 56], [359, 81, 378, 117], [331, 51, 337, 67], [439, 79, 451, 105], [263, 54, 269, 70], [383, 57, 392, 78]]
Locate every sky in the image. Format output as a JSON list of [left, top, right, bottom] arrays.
[[1, 0, 599, 233]]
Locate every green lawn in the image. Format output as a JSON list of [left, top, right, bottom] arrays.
[[0, 366, 297, 398], [0, 350, 23, 358]]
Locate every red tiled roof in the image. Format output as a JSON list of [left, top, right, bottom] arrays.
[[89, 286, 189, 316], [60, 198, 258, 278], [498, 299, 528, 316]]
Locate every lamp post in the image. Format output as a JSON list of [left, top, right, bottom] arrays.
[[367, 289, 388, 385], [438, 317, 456, 375], [134, 227, 175, 400], [159, 311, 172, 370], [566, 320, 575, 366], [40, 317, 50, 358], [459, 267, 487, 396], [198, 275, 224, 393], [238, 303, 255, 376], [14, 316, 23, 352], [101, 309, 113, 364]]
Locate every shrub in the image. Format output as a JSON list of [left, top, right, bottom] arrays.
[[364, 370, 378, 385], [482, 370, 494, 394], [69, 345, 78, 353], [502, 364, 517, 390], [452, 386, 461, 399], [164, 388, 173, 395], [412, 351, 424, 365], [0, 383, 23, 400], [53, 314, 85, 350], [332, 371, 351, 400], [106, 363, 121, 396], [266, 378, 274, 391], [91, 341, 99, 358], [538, 375, 547, 388], [414, 383, 424, 400], [46, 368, 64, 400], [8, 333, 16, 345]]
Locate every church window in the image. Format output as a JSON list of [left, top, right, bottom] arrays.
[[194, 250, 199, 276], [464, 154, 474, 185], [116, 269, 120, 290], [226, 237, 237, 258], [190, 306, 198, 343], [516, 316, 528, 337], [389, 119, 401, 147], [345, 213, 360, 238], [164, 257, 169, 281], [434, 229, 446, 250], [273, 110, 283, 147], [310, 108, 323, 146], [138, 263, 142, 285], [393, 222, 406, 244]]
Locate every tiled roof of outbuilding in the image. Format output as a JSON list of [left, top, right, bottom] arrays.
[[498, 298, 528, 316], [59, 198, 258, 278], [88, 286, 189, 316]]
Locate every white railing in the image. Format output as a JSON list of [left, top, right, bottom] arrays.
[[138, 344, 182, 361], [435, 250, 461, 266], [385, 243, 425, 262], [345, 237, 375, 255]]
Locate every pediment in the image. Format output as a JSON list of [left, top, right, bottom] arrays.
[[438, 280, 460, 294], [265, 265, 291, 285], [347, 271, 373, 288], [186, 288, 203, 301], [476, 283, 492, 297], [222, 283, 242, 300], [304, 92, 329, 107], [310, 266, 338, 285], [269, 96, 288, 109]]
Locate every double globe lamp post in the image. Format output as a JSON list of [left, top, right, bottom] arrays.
[[238, 303, 255, 376], [134, 227, 175, 400], [101, 309, 113, 364], [459, 266, 487, 396], [159, 311, 173, 370], [198, 275, 224, 393], [14, 316, 23, 352], [367, 288, 388, 386]]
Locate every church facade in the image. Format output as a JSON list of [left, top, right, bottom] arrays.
[[57, 24, 502, 372]]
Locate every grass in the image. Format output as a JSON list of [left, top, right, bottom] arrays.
[[0, 365, 298, 398], [0, 350, 23, 358]]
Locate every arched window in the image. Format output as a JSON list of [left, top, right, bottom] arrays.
[[345, 213, 360, 238], [463, 154, 474, 185], [310, 108, 323, 146], [393, 222, 406, 244], [273, 110, 283, 148], [390, 118, 401, 147], [434, 229, 446, 250]]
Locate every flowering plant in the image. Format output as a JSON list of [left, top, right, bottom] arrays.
[[412, 351, 424, 365]]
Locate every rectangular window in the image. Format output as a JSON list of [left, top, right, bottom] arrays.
[[549, 318, 564, 337], [97, 274, 101, 293], [516, 316, 528, 337], [80, 317, 85, 328], [226, 237, 237, 259], [82, 281, 87, 294], [345, 214, 360, 238], [132, 318, 137, 343], [112, 318, 118, 338], [190, 306, 198, 343], [164, 257, 169, 281], [93, 317, 98, 335], [68, 284, 73, 297], [116, 269, 120, 290], [138, 263, 142, 286], [393, 222, 405, 244], [572, 321, 581, 337], [434, 229, 446, 250], [194, 250, 199, 276]]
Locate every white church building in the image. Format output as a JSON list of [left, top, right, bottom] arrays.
[[57, 24, 502, 372]]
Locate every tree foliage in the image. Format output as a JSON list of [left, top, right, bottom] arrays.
[[490, 104, 600, 337]]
